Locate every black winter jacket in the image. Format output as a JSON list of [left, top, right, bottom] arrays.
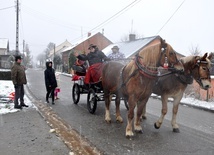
[[44, 62, 57, 90], [77, 50, 109, 66]]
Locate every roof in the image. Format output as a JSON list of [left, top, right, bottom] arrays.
[[102, 35, 184, 58], [49, 40, 72, 56], [102, 36, 158, 58], [61, 32, 101, 53], [0, 38, 9, 49]]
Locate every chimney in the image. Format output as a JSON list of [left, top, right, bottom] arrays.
[[129, 34, 136, 41], [88, 32, 91, 37]]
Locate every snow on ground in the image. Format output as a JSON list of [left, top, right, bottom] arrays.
[[0, 80, 35, 115], [1, 73, 214, 115]]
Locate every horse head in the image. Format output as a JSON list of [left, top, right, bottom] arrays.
[[158, 38, 184, 71], [181, 53, 212, 90], [192, 53, 212, 90]]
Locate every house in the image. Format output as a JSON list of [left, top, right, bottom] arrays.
[[0, 38, 11, 69], [61, 32, 112, 72], [48, 40, 72, 60], [102, 35, 184, 61], [0, 38, 9, 55]]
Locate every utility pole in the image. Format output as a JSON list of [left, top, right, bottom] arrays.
[[53, 44, 56, 69], [23, 40, 25, 65], [23, 40, 25, 56], [15, 0, 19, 56]]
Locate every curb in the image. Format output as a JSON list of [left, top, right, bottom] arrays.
[[151, 96, 214, 113]]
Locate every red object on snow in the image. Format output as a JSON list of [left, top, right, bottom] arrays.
[[8, 92, 15, 100]]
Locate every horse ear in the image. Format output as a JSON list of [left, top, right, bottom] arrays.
[[160, 38, 167, 48], [207, 53, 213, 60], [201, 53, 208, 60]]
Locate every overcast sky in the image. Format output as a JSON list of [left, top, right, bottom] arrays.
[[1, 0, 214, 59]]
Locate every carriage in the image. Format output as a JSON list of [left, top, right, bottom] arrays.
[[71, 61, 128, 114]]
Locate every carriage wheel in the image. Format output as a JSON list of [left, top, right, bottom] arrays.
[[72, 83, 80, 104], [124, 99, 129, 110], [87, 88, 97, 114]]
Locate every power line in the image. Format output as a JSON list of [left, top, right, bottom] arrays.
[[71, 0, 142, 42], [21, 4, 90, 32], [156, 0, 186, 34], [88, 0, 141, 33], [0, 5, 15, 11]]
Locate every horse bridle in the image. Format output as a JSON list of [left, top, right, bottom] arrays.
[[193, 60, 211, 86]]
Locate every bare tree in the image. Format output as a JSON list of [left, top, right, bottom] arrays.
[[189, 45, 201, 55], [36, 53, 46, 67], [23, 44, 32, 67], [44, 42, 55, 59]]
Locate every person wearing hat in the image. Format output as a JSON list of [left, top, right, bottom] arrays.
[[108, 45, 125, 61], [74, 44, 109, 85], [11, 55, 28, 109]]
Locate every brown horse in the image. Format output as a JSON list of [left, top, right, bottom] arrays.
[[141, 53, 212, 133], [102, 36, 184, 137]]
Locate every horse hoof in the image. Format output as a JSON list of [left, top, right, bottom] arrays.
[[116, 116, 123, 123], [154, 123, 160, 129], [135, 130, 143, 134], [126, 131, 134, 138], [142, 116, 147, 120], [105, 120, 111, 124], [173, 128, 180, 133], [116, 120, 123, 123]]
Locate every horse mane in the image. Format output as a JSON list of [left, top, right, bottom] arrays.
[[138, 41, 161, 68]]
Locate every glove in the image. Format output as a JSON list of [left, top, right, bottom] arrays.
[[14, 85, 18, 89]]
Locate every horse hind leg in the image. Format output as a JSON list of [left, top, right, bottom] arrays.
[[154, 95, 168, 129], [115, 94, 123, 123], [105, 94, 112, 123]]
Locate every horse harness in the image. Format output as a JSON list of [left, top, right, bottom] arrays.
[[175, 59, 210, 85], [118, 44, 178, 92]]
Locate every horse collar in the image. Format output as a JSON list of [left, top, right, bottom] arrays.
[[134, 54, 158, 78]]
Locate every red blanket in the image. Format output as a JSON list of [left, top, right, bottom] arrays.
[[84, 63, 104, 84]]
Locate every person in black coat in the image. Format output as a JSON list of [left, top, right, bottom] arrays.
[[76, 44, 109, 66], [44, 61, 57, 104], [74, 44, 109, 84]]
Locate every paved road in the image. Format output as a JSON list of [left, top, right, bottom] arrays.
[[0, 108, 70, 155], [26, 68, 214, 155]]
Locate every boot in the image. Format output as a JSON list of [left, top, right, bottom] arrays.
[[14, 105, 22, 109]]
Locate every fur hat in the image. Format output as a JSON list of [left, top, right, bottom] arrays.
[[88, 44, 97, 49], [111, 46, 119, 50], [15, 55, 22, 61]]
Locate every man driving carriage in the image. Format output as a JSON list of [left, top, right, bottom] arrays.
[[74, 44, 110, 86]]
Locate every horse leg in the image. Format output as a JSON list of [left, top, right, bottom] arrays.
[[154, 95, 168, 129], [105, 93, 112, 123], [115, 94, 123, 123], [140, 103, 147, 121], [126, 96, 136, 137], [171, 95, 182, 133], [134, 98, 149, 133]]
